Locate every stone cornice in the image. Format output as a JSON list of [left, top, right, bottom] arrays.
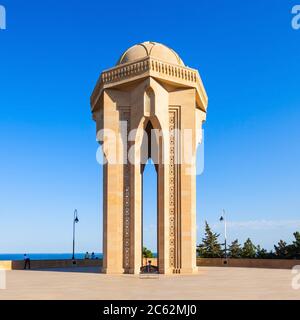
[[91, 57, 208, 112]]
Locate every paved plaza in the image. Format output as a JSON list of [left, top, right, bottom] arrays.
[[0, 267, 299, 300]]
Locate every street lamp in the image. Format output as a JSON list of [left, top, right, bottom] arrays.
[[220, 209, 227, 260], [72, 209, 79, 260]]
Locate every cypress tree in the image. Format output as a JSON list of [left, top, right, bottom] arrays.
[[228, 239, 242, 258], [197, 221, 222, 258], [256, 245, 270, 259], [290, 232, 300, 259], [274, 240, 289, 258], [241, 238, 256, 258]]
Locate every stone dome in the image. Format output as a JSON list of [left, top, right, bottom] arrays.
[[117, 41, 185, 66]]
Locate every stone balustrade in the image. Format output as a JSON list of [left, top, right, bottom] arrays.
[[101, 57, 198, 85]]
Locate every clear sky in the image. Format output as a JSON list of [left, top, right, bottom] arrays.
[[0, 0, 299, 253]]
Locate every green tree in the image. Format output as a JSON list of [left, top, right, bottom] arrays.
[[293, 231, 300, 247], [142, 246, 153, 258], [274, 240, 289, 258], [228, 239, 242, 258], [241, 238, 256, 258], [197, 221, 222, 258], [256, 245, 270, 259], [289, 232, 300, 259]]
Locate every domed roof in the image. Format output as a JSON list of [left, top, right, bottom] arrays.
[[117, 41, 184, 66]]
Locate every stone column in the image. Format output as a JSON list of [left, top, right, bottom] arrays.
[[102, 162, 124, 274]]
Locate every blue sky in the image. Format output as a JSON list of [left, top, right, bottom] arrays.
[[0, 0, 299, 253]]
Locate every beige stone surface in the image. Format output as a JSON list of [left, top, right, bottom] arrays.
[[0, 261, 12, 270], [116, 41, 185, 66], [91, 41, 208, 274], [0, 267, 299, 300]]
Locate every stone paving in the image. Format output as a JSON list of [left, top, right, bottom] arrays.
[[0, 267, 299, 300]]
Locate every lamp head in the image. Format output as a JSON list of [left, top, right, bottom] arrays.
[[74, 209, 79, 223]]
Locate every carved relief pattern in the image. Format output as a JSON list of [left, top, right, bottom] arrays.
[[169, 111, 176, 268], [122, 111, 131, 269]]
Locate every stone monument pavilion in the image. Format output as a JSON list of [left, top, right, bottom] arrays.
[[90, 42, 208, 274]]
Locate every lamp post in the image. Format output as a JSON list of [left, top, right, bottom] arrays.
[[220, 209, 227, 260], [72, 209, 79, 260]]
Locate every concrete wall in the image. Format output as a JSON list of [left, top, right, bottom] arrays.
[[2, 258, 298, 271], [0, 261, 12, 270], [0, 258, 155, 271], [0, 259, 102, 270], [197, 258, 300, 269]]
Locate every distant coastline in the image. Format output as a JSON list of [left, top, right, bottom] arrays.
[[0, 253, 103, 261], [0, 252, 158, 261]]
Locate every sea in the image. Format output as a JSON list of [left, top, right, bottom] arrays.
[[0, 253, 103, 261]]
